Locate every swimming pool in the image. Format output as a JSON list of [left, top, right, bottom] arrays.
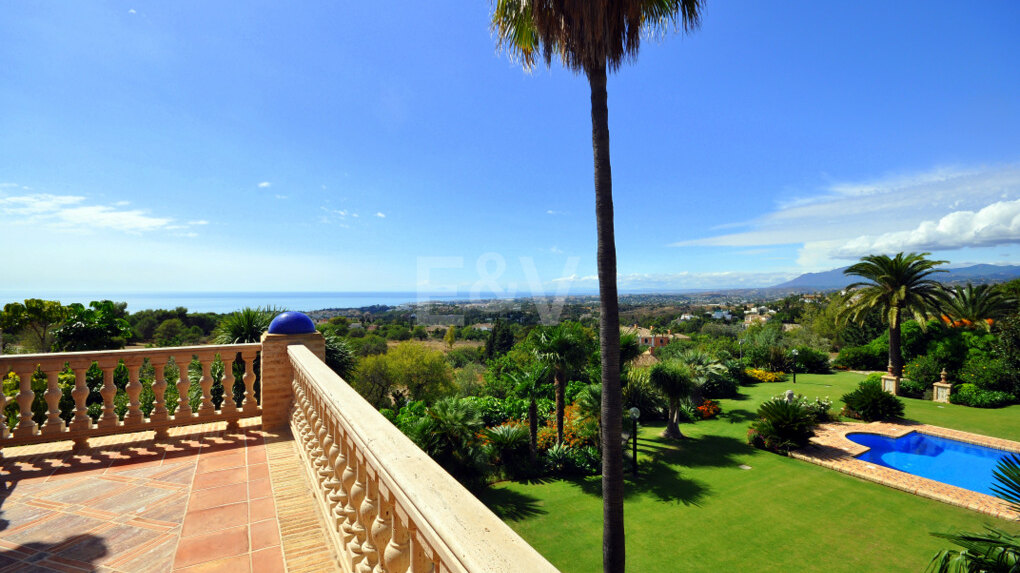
[[846, 431, 1013, 496]]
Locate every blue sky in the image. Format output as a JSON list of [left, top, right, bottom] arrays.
[[2, 1, 1019, 298]]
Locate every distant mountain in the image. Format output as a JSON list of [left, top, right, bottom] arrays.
[[770, 264, 1020, 291]]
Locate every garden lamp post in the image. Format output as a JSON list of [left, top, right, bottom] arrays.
[[738, 339, 743, 361], [791, 348, 799, 384], [628, 407, 640, 477]]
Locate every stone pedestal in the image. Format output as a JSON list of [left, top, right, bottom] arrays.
[[260, 328, 325, 430], [881, 374, 900, 396], [933, 382, 951, 403]]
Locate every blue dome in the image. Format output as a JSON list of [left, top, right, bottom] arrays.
[[268, 312, 316, 335]]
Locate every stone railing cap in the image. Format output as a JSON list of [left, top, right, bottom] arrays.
[[268, 311, 316, 335]]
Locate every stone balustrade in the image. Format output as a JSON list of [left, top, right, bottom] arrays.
[[287, 344, 558, 573], [0, 343, 261, 450]]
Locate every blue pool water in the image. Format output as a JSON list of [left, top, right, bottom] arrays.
[[846, 432, 1014, 496]]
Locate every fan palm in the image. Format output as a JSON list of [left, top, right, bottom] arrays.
[[532, 322, 593, 445], [942, 283, 1017, 331], [491, 3, 704, 567], [840, 253, 947, 377], [508, 362, 551, 461]]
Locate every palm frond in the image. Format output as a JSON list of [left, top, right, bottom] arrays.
[[991, 453, 1020, 512]]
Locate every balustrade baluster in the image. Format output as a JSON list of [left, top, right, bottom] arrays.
[[347, 449, 368, 569], [408, 529, 434, 573], [98, 362, 118, 429], [41, 367, 64, 435], [150, 359, 169, 438], [357, 466, 381, 573], [197, 356, 214, 417], [69, 364, 90, 432], [221, 355, 239, 429], [241, 350, 257, 413], [175, 356, 193, 418], [383, 508, 411, 573], [0, 371, 7, 440], [124, 360, 143, 426], [14, 367, 37, 438], [317, 419, 336, 503], [339, 436, 359, 550], [370, 484, 393, 573], [329, 419, 351, 537]]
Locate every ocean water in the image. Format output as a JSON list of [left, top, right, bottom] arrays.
[[0, 291, 474, 314]]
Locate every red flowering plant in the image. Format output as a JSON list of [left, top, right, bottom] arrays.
[[696, 399, 721, 420]]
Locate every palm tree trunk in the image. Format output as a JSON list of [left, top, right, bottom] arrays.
[[555, 371, 566, 445], [664, 402, 682, 439], [888, 313, 903, 377], [588, 60, 625, 573]]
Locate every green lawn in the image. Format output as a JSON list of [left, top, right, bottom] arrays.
[[478, 372, 1020, 572]]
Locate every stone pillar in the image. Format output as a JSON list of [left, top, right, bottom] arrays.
[[260, 312, 326, 430], [933, 368, 952, 404], [880, 364, 899, 396]]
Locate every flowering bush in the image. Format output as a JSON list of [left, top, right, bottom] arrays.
[[536, 403, 599, 450], [744, 368, 787, 383], [696, 399, 721, 419]]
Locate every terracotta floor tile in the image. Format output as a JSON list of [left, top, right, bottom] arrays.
[[182, 502, 249, 537], [174, 553, 251, 573], [174, 525, 249, 569], [4, 513, 104, 546], [248, 497, 276, 523], [251, 546, 284, 573], [192, 467, 246, 491], [246, 463, 269, 482], [154, 464, 197, 485], [56, 523, 162, 566], [188, 482, 248, 512], [249, 519, 280, 550], [246, 448, 267, 465], [109, 534, 178, 573], [137, 492, 190, 523], [43, 477, 123, 504], [90, 484, 177, 514], [247, 478, 272, 500], [196, 453, 246, 474]]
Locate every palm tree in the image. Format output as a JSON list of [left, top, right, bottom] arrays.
[[531, 322, 593, 445], [841, 253, 948, 377], [941, 283, 1017, 331], [508, 362, 550, 462], [491, 4, 704, 568], [928, 453, 1020, 572], [648, 359, 698, 439], [213, 307, 279, 406]]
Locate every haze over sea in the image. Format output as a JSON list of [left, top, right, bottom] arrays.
[[0, 292, 486, 315]]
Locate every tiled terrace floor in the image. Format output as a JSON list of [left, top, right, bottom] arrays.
[[792, 421, 1020, 522], [0, 419, 340, 572]]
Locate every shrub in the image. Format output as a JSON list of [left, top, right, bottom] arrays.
[[832, 345, 885, 371], [744, 368, 787, 383], [897, 378, 926, 399], [701, 371, 739, 399], [446, 347, 483, 368], [484, 423, 531, 479], [747, 398, 817, 454], [786, 394, 834, 424], [903, 353, 942, 390], [621, 369, 668, 420], [840, 380, 904, 421], [791, 346, 831, 374], [950, 383, 1014, 408], [959, 356, 1015, 395]]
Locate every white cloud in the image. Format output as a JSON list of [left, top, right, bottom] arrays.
[[671, 164, 1020, 250], [0, 192, 199, 235], [818, 199, 1020, 259], [546, 210, 565, 215], [375, 212, 386, 218], [188, 220, 209, 226], [128, 9, 136, 14], [258, 181, 271, 188], [274, 194, 288, 200]]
